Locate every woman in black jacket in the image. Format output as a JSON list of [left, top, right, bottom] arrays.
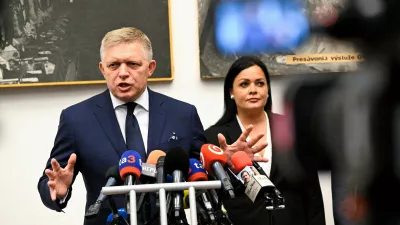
[[204, 56, 326, 225]]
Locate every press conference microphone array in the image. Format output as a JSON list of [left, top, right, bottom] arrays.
[[164, 147, 190, 225], [231, 151, 285, 210], [119, 150, 143, 214], [85, 165, 123, 219], [200, 144, 235, 199]]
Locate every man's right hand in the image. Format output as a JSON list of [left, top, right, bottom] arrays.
[[45, 153, 76, 201]]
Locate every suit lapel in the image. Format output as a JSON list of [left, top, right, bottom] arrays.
[[267, 111, 278, 181], [225, 120, 242, 145], [147, 89, 167, 155], [92, 90, 126, 156]]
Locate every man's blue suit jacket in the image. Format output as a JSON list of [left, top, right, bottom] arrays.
[[37, 88, 206, 225]]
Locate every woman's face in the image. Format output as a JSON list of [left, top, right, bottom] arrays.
[[230, 65, 269, 113]]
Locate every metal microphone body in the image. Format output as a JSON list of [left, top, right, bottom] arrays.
[[211, 161, 235, 198], [172, 170, 184, 214]]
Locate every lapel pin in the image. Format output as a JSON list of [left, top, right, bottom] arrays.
[[168, 132, 178, 142]]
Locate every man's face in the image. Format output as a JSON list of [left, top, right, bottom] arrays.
[[242, 172, 250, 183], [99, 42, 156, 102]]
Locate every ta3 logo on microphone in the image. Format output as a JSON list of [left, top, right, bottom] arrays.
[[188, 158, 205, 174], [119, 154, 142, 166]]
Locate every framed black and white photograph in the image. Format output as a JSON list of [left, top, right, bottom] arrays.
[[198, 0, 364, 78], [0, 0, 173, 88]]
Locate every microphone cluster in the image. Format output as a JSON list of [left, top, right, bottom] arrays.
[[229, 151, 285, 211], [84, 143, 285, 225]]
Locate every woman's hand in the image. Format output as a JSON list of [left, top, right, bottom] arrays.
[[218, 125, 268, 170]]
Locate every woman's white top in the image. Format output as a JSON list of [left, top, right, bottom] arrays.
[[236, 112, 272, 177]]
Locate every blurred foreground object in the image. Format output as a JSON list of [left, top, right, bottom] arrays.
[[271, 0, 400, 225], [213, 0, 310, 54]]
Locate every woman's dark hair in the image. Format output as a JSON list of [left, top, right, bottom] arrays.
[[212, 56, 272, 127]]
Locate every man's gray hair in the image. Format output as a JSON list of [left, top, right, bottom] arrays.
[[100, 27, 153, 61]]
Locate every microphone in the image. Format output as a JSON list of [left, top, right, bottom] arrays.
[[251, 160, 285, 209], [106, 208, 129, 225], [143, 150, 166, 179], [183, 190, 190, 209], [119, 150, 143, 214], [141, 162, 157, 178], [166, 174, 173, 183], [251, 159, 269, 177], [164, 146, 190, 223], [188, 158, 208, 182], [156, 155, 166, 184], [187, 158, 216, 222], [231, 151, 285, 210], [150, 151, 167, 217], [137, 150, 166, 214], [200, 144, 235, 199], [119, 150, 143, 182], [147, 150, 166, 165], [147, 150, 166, 184], [85, 165, 123, 219]]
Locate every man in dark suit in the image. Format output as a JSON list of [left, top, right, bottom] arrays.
[[37, 27, 266, 225], [36, 27, 207, 225]]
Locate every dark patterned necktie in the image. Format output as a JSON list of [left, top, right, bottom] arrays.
[[125, 102, 146, 161], [125, 102, 155, 223]]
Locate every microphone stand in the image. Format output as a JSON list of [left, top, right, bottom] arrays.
[[168, 194, 188, 225], [268, 210, 274, 225], [211, 190, 233, 225], [146, 192, 188, 225], [108, 197, 130, 225]]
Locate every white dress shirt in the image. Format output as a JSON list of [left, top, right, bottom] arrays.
[[236, 111, 272, 177], [59, 89, 150, 204], [109, 88, 150, 153]]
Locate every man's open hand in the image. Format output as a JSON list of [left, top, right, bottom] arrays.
[[44, 153, 76, 201]]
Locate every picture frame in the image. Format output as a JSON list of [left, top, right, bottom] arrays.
[[197, 0, 364, 79], [0, 0, 174, 88]]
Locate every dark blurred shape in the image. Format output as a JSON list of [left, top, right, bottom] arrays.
[[271, 0, 400, 224]]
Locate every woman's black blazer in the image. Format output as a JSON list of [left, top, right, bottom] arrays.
[[204, 112, 326, 225]]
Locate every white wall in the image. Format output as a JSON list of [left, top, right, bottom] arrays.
[[0, 0, 333, 224]]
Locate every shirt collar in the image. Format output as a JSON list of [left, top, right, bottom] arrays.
[[109, 88, 149, 111]]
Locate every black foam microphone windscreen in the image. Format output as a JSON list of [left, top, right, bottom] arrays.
[[163, 147, 190, 217], [106, 165, 123, 183], [164, 146, 190, 177]]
